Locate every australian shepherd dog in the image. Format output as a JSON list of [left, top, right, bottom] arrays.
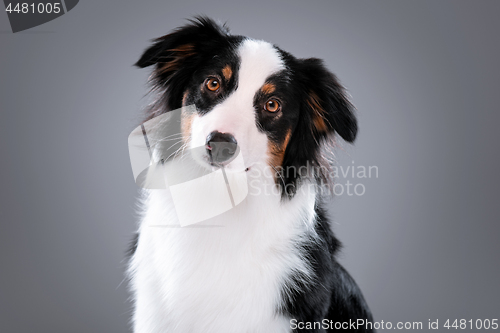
[[128, 17, 374, 333]]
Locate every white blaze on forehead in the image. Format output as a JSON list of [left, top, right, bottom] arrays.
[[237, 39, 285, 95]]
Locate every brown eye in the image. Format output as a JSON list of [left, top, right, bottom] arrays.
[[265, 99, 280, 112], [206, 78, 220, 92]]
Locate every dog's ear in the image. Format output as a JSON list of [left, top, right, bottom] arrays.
[[278, 59, 357, 198], [298, 58, 357, 143], [135, 16, 229, 69]]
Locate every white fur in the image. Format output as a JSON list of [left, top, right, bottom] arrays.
[[129, 40, 318, 333]]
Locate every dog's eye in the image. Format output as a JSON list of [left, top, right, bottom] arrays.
[[265, 99, 281, 113], [205, 78, 220, 92]]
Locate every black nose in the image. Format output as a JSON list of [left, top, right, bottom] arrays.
[[205, 131, 238, 165]]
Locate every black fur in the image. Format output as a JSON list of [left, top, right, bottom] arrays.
[[281, 205, 374, 332]]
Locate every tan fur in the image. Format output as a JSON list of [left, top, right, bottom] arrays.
[[181, 90, 195, 143], [308, 92, 328, 132], [222, 65, 232, 81], [261, 83, 276, 95], [268, 128, 292, 169], [159, 44, 196, 74], [182, 90, 189, 106], [181, 111, 195, 144]]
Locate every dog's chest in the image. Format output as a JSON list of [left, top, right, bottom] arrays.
[[154, 230, 292, 332], [132, 189, 316, 333]]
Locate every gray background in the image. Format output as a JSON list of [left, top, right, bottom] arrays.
[[1, 1, 499, 332]]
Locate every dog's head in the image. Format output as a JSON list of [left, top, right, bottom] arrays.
[[136, 17, 357, 198]]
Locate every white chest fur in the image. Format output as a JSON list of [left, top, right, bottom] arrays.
[[129, 175, 317, 333]]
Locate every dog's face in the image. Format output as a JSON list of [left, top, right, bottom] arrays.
[[136, 17, 357, 197]]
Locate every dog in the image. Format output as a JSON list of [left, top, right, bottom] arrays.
[[128, 17, 374, 333]]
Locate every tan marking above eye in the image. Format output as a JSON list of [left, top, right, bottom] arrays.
[[261, 83, 275, 95], [206, 78, 220, 91], [222, 65, 232, 80], [265, 99, 281, 112]]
